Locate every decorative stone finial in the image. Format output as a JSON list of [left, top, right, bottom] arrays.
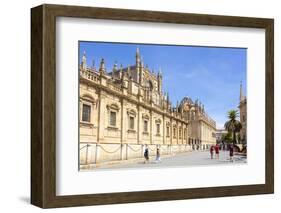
[[81, 51, 87, 70], [141, 57, 144, 68], [99, 58, 106, 74], [113, 61, 118, 71], [136, 47, 141, 67], [159, 67, 162, 77]]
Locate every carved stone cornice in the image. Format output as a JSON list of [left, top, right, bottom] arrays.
[[127, 109, 137, 117], [106, 103, 120, 111], [142, 113, 150, 120], [80, 76, 188, 125]]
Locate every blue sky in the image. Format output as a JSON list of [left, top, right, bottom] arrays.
[[79, 41, 247, 129]]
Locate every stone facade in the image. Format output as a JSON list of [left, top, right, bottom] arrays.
[[238, 82, 247, 143], [79, 48, 216, 168]]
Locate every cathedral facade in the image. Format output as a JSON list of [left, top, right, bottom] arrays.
[[79, 48, 216, 169], [239, 82, 247, 144]]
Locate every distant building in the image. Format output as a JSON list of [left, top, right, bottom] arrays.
[[215, 129, 228, 143], [238, 82, 247, 143], [79, 48, 216, 168]]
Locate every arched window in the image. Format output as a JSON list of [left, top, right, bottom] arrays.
[[155, 118, 161, 136], [127, 109, 137, 131], [80, 94, 97, 124], [179, 128, 182, 139], [173, 125, 177, 138], [142, 114, 150, 134], [106, 104, 120, 127], [166, 122, 170, 137], [82, 104, 91, 122]]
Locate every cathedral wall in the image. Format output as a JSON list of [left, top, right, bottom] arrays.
[[123, 101, 138, 144], [101, 91, 122, 144], [139, 107, 151, 144], [131, 82, 139, 95], [151, 111, 164, 144], [164, 116, 171, 145], [171, 119, 178, 145], [79, 84, 99, 143]]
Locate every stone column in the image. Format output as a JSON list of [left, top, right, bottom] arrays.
[[181, 124, 184, 144], [120, 98, 124, 160], [176, 120, 179, 145], [201, 122, 204, 144], [97, 90, 106, 143], [137, 105, 141, 144], [150, 110, 153, 144], [121, 99, 127, 160], [163, 114, 165, 144], [79, 100, 82, 122], [170, 117, 173, 145], [95, 144, 100, 164]]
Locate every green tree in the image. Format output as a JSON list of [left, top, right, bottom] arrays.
[[221, 132, 233, 143], [224, 110, 242, 144]]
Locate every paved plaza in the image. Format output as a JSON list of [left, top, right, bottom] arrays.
[[90, 150, 247, 171]]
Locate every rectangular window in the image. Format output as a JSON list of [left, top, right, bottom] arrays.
[[179, 129, 182, 139], [129, 116, 134, 130], [173, 127, 176, 138], [144, 120, 148, 132], [166, 126, 170, 137], [82, 104, 91, 122], [110, 111, 116, 126], [156, 123, 160, 135]]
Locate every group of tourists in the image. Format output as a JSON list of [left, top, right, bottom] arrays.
[[210, 144, 234, 162], [144, 146, 161, 164], [143, 144, 236, 164], [210, 144, 220, 159]]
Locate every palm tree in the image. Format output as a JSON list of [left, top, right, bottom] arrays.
[[224, 110, 242, 144]]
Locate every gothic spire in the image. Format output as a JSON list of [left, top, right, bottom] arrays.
[[99, 58, 106, 74], [81, 51, 87, 70], [113, 61, 118, 71], [240, 81, 243, 101], [112, 61, 118, 78], [127, 65, 131, 78], [119, 64, 123, 79], [136, 47, 141, 67], [158, 67, 162, 77]]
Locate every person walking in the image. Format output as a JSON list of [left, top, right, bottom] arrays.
[[215, 144, 220, 159], [155, 147, 161, 163], [210, 145, 214, 159], [229, 145, 234, 162], [144, 146, 149, 164]]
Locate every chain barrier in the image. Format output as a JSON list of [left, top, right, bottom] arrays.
[[127, 144, 142, 152], [80, 144, 91, 151], [98, 144, 121, 154], [148, 146, 156, 152]]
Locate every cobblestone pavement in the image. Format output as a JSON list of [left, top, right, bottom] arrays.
[[92, 150, 247, 171]]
